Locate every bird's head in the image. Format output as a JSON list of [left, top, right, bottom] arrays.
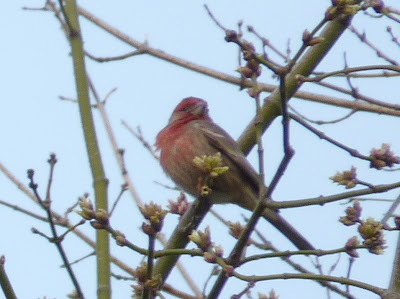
[[168, 97, 211, 125]]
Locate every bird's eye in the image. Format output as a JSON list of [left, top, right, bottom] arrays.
[[181, 106, 190, 112], [181, 103, 198, 113]]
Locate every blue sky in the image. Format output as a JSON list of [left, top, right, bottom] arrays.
[[1, 1, 400, 298]]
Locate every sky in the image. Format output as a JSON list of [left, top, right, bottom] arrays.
[[1, 1, 400, 298]]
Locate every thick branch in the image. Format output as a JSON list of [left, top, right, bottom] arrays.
[[63, 2, 111, 298], [237, 15, 355, 154]]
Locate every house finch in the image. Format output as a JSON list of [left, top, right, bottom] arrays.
[[156, 97, 314, 250]]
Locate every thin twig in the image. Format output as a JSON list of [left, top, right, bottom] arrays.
[[109, 184, 128, 216], [267, 73, 294, 196], [87, 78, 143, 206], [287, 18, 328, 70], [64, 198, 80, 220], [238, 245, 366, 267], [143, 233, 156, 299], [346, 257, 355, 294], [85, 49, 146, 62], [316, 80, 400, 110], [387, 26, 400, 47], [0, 199, 48, 222], [348, 25, 399, 66], [203, 266, 219, 297], [264, 181, 400, 210], [122, 121, 159, 161], [28, 155, 85, 299], [0, 161, 137, 277], [289, 104, 357, 125], [230, 272, 387, 298], [65, 251, 95, 267], [290, 113, 372, 162], [298, 64, 400, 82], [255, 232, 355, 299], [247, 25, 288, 61], [204, 5, 228, 31]]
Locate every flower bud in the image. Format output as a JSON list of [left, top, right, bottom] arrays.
[[139, 202, 167, 233], [302, 29, 311, 43], [358, 217, 386, 254], [204, 252, 217, 263], [168, 192, 189, 216], [236, 66, 254, 79], [339, 201, 362, 226], [134, 262, 147, 283], [330, 166, 357, 189], [189, 227, 212, 251], [95, 209, 109, 225], [371, 0, 384, 13], [90, 221, 105, 230], [394, 216, 400, 229], [345, 236, 360, 257], [225, 30, 238, 42], [369, 143, 400, 170]]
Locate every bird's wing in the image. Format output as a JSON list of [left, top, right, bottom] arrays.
[[195, 121, 315, 251], [196, 121, 261, 192]]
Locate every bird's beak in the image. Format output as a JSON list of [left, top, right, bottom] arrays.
[[191, 101, 208, 117]]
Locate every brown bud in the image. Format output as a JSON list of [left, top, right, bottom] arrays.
[[214, 245, 224, 258], [144, 274, 162, 289], [142, 223, 156, 236], [139, 202, 167, 232], [204, 252, 217, 263], [339, 201, 362, 226], [345, 236, 360, 258], [369, 143, 400, 170], [228, 221, 245, 239], [225, 30, 238, 42], [258, 289, 279, 299], [325, 6, 337, 20], [358, 217, 386, 254], [95, 209, 109, 225], [246, 59, 260, 72], [168, 192, 189, 216], [302, 29, 311, 43], [371, 0, 384, 13], [242, 50, 253, 61], [134, 261, 148, 283], [342, 5, 360, 16], [330, 166, 357, 189], [114, 230, 126, 246], [77, 196, 95, 220], [77, 208, 96, 220], [236, 66, 254, 79], [90, 221, 105, 230], [394, 216, 400, 229], [189, 227, 212, 251], [247, 87, 261, 99], [131, 284, 143, 297]]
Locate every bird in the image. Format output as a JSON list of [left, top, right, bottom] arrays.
[[156, 96, 314, 250]]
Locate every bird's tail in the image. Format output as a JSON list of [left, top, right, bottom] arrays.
[[262, 208, 315, 250], [234, 194, 314, 250]]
